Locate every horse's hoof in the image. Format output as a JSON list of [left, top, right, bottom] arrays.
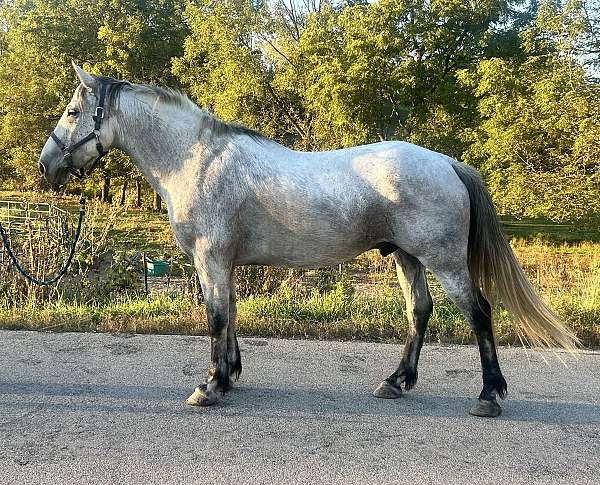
[[373, 381, 403, 399], [185, 386, 219, 407], [469, 398, 502, 418]]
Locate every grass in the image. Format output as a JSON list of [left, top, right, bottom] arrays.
[[1, 189, 599, 348], [0, 288, 482, 343], [502, 217, 600, 243], [1, 276, 596, 346]]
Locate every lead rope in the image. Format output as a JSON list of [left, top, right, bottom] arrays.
[[0, 195, 85, 286]]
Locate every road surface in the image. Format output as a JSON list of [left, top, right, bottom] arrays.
[[0, 330, 598, 484]]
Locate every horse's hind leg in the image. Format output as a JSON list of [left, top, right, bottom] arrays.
[[228, 272, 242, 381], [430, 266, 507, 417], [374, 250, 433, 399]]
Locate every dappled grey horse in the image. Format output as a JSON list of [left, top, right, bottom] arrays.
[[39, 64, 577, 417]]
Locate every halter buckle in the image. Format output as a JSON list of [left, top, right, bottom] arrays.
[[94, 106, 105, 120]]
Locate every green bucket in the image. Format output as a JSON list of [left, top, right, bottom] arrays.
[[146, 258, 169, 277]]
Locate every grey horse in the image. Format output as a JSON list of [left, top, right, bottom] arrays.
[[38, 64, 577, 417]]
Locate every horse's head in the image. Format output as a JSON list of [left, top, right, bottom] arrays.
[[39, 63, 117, 187]]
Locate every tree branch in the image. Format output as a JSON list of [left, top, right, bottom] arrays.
[[260, 34, 297, 68], [264, 82, 306, 138]]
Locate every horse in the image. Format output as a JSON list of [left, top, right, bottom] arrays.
[[38, 63, 578, 418]]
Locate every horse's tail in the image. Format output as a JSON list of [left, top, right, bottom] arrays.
[[451, 161, 579, 351]]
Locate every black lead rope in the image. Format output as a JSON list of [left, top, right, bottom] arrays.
[[0, 196, 86, 286]]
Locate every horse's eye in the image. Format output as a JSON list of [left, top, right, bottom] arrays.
[[67, 108, 79, 118]]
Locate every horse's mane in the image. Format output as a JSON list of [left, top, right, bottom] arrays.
[[87, 75, 266, 143]]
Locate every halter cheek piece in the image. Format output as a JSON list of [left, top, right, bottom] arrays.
[[50, 81, 108, 179]]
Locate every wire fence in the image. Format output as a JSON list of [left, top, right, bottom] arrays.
[[0, 200, 70, 265]]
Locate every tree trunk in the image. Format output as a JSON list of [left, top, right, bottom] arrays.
[[153, 192, 162, 212], [135, 178, 142, 208], [119, 179, 129, 206], [101, 176, 112, 204]]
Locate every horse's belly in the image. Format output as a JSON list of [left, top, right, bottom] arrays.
[[235, 225, 384, 267], [234, 179, 398, 267], [236, 246, 365, 267]]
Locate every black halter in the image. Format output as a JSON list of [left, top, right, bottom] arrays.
[[50, 81, 108, 179]]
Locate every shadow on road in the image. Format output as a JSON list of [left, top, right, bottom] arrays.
[[0, 380, 598, 427]]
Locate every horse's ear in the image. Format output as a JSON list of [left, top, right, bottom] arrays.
[[72, 61, 98, 92]]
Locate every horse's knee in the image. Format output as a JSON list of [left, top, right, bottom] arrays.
[[206, 305, 228, 336]]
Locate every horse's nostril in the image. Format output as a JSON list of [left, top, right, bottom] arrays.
[[38, 162, 46, 176]]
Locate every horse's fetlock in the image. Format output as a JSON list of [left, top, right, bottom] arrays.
[[404, 368, 418, 390], [482, 373, 507, 400], [207, 359, 231, 392], [229, 359, 242, 381], [387, 361, 418, 390]]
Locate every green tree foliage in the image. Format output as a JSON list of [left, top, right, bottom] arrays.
[[172, 0, 277, 133], [460, 0, 600, 221], [93, 0, 188, 84], [0, 0, 101, 186], [0, 0, 597, 223], [295, 0, 509, 152]]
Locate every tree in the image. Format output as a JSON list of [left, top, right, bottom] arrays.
[[0, 0, 597, 224], [459, 0, 600, 221], [288, 0, 510, 154], [173, 1, 280, 136], [0, 0, 102, 187]]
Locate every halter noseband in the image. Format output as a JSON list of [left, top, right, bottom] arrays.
[[50, 81, 108, 179]]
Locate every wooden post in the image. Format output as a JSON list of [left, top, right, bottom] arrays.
[[119, 179, 129, 207], [135, 178, 142, 208], [153, 192, 162, 212], [142, 253, 149, 295], [101, 176, 112, 204]]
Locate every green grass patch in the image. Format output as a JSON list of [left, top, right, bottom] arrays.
[[502, 216, 600, 243], [2, 284, 597, 347]]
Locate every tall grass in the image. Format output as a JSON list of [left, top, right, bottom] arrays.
[[1, 241, 598, 347]]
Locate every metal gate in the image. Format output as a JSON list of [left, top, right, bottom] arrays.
[[0, 200, 69, 265]]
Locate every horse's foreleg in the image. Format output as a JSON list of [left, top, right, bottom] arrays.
[[228, 272, 242, 381], [374, 250, 432, 399], [186, 257, 232, 407]]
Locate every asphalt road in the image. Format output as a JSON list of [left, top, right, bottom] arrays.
[[0, 330, 598, 485]]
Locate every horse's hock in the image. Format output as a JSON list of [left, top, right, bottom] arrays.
[[0, 200, 70, 267]]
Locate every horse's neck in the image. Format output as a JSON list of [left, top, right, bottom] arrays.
[[114, 100, 203, 201]]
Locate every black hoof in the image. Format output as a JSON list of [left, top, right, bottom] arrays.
[[185, 385, 219, 407], [469, 398, 502, 418], [373, 381, 403, 399]]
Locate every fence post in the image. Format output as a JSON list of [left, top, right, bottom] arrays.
[[142, 253, 149, 295]]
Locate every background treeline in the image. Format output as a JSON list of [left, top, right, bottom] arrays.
[[0, 0, 598, 221]]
